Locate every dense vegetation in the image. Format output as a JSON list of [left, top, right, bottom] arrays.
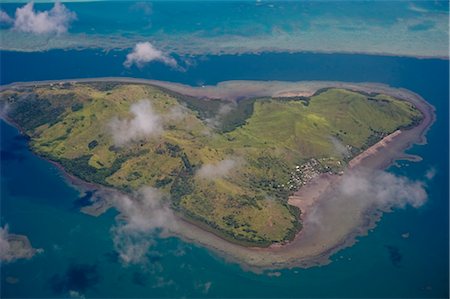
[[0, 82, 423, 246]]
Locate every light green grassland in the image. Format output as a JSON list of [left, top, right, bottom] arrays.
[[0, 83, 422, 246]]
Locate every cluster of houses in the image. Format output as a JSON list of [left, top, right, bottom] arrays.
[[47, 82, 75, 90], [279, 159, 323, 192]]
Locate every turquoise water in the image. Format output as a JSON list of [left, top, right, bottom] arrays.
[[1, 1, 448, 57], [0, 50, 448, 298]]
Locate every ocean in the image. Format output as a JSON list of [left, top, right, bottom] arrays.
[[0, 50, 449, 298], [0, 1, 448, 57]]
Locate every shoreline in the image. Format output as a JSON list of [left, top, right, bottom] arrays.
[[0, 78, 436, 271], [170, 80, 435, 271], [0, 46, 448, 61]]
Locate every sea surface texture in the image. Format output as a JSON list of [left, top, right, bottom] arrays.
[[0, 1, 449, 57]]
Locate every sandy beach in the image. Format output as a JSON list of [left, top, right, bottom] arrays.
[[0, 78, 435, 271]]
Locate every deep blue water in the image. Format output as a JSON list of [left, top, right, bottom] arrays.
[[0, 50, 448, 298], [1, 50, 449, 87]]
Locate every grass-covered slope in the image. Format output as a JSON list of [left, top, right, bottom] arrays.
[[0, 82, 422, 246]]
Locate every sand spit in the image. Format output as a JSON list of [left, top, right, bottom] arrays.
[[348, 130, 402, 169], [0, 78, 435, 271]]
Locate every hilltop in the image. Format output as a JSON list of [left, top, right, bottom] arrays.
[[0, 80, 423, 246]]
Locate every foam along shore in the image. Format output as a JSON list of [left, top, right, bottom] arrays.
[[0, 78, 435, 270]]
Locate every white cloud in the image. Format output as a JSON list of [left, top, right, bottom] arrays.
[[165, 104, 189, 123], [0, 10, 14, 25], [425, 167, 436, 180], [109, 99, 163, 146], [408, 3, 429, 14], [196, 158, 238, 180], [205, 103, 236, 129], [339, 169, 427, 209], [69, 290, 85, 299], [124, 42, 177, 68], [0, 225, 41, 262], [12, 1, 76, 34], [195, 281, 212, 294], [329, 136, 350, 158], [110, 187, 176, 265], [304, 169, 429, 234], [0, 226, 12, 261], [130, 2, 153, 16]]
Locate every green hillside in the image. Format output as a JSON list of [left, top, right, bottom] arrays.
[[0, 82, 422, 246]]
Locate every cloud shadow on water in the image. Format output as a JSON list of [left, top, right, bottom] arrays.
[[0, 149, 25, 162], [49, 263, 100, 295], [385, 245, 402, 267], [132, 271, 148, 287]]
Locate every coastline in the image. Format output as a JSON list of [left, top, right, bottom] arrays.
[[0, 78, 436, 271], [170, 80, 435, 271], [0, 45, 448, 61]]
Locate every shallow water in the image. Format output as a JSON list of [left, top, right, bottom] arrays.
[[0, 51, 448, 298], [1, 1, 448, 56]]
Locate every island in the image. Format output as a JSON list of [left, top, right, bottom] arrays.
[[0, 78, 434, 270]]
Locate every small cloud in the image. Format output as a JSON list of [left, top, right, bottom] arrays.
[[129, 2, 152, 29], [69, 290, 85, 299], [305, 168, 428, 232], [109, 99, 163, 146], [195, 281, 212, 294], [401, 232, 410, 239], [111, 187, 176, 265], [205, 103, 236, 129], [166, 105, 189, 122], [130, 2, 153, 16], [425, 167, 436, 180], [152, 276, 175, 289], [408, 3, 429, 13], [203, 281, 212, 294], [0, 10, 14, 25], [196, 158, 238, 180], [124, 42, 177, 68], [12, 1, 76, 34], [0, 225, 13, 261], [339, 169, 427, 209], [0, 224, 41, 262], [329, 136, 350, 158]]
